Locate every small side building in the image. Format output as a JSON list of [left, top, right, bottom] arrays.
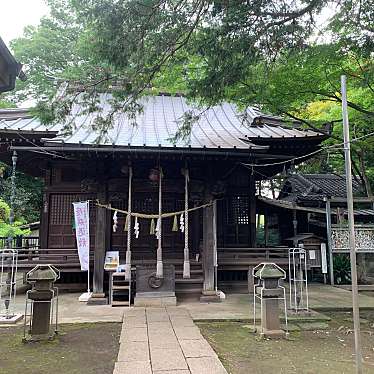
[[258, 173, 374, 284]]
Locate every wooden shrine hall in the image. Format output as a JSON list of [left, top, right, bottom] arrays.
[[0, 94, 327, 303]]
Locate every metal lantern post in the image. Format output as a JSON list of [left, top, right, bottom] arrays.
[[0, 151, 23, 324], [0, 249, 23, 323], [288, 247, 309, 312]]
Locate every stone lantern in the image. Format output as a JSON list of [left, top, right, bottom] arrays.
[[253, 263, 287, 338], [24, 265, 59, 341]]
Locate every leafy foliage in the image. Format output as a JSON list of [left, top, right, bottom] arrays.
[[0, 163, 43, 224], [333, 254, 351, 285], [0, 198, 30, 238], [5, 0, 374, 189]]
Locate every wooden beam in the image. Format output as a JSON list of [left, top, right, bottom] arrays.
[[329, 197, 374, 203]]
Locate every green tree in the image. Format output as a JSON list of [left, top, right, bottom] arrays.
[[6, 0, 374, 190], [0, 163, 43, 224]]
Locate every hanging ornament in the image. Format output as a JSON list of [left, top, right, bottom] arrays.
[[112, 210, 118, 232], [180, 213, 185, 233], [172, 215, 178, 232], [150, 218, 155, 235], [134, 216, 140, 239], [155, 217, 161, 239], [124, 214, 129, 231]]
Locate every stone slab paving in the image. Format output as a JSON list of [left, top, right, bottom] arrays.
[[11, 284, 373, 325], [114, 307, 227, 374]]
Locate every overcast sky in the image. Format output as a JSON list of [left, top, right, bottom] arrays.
[[0, 0, 49, 47]]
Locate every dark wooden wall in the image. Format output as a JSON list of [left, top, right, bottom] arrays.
[[40, 158, 257, 255]]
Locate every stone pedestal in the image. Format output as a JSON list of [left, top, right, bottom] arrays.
[[260, 296, 285, 338], [134, 265, 176, 307], [254, 264, 286, 339], [87, 292, 108, 305], [0, 314, 23, 324], [200, 290, 221, 303]]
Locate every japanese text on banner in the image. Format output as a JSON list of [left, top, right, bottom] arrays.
[[73, 201, 90, 271]]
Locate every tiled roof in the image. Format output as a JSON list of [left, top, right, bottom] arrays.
[[0, 95, 325, 150], [259, 196, 374, 216], [279, 173, 363, 201], [0, 108, 59, 134]]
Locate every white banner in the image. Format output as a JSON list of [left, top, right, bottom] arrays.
[[321, 243, 327, 274], [73, 201, 90, 271]]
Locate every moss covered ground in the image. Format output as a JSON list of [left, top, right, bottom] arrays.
[[0, 322, 121, 374], [197, 311, 374, 374]]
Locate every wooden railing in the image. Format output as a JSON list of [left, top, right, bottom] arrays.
[[0, 236, 39, 250], [0, 247, 93, 272], [218, 247, 289, 270]]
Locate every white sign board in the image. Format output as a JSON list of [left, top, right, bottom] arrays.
[[309, 250, 316, 260], [104, 251, 120, 271], [73, 201, 90, 271], [320, 243, 327, 274]]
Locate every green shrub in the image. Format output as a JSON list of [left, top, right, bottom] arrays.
[[333, 254, 351, 284]]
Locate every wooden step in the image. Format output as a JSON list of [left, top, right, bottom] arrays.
[[112, 300, 130, 306], [175, 287, 203, 294], [112, 285, 130, 290], [175, 277, 204, 284], [175, 269, 203, 275]]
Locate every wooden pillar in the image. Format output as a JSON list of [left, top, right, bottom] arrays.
[[325, 199, 334, 285], [202, 204, 215, 292], [264, 211, 269, 247], [39, 191, 49, 249], [249, 174, 256, 247], [39, 166, 51, 249], [292, 208, 298, 246], [90, 183, 109, 304], [191, 202, 200, 258], [200, 200, 220, 302]]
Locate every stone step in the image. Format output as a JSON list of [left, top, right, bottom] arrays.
[[113, 285, 130, 290], [175, 277, 204, 284], [175, 269, 203, 275], [175, 287, 203, 294], [112, 300, 130, 306]]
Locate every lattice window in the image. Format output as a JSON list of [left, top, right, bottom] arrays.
[[227, 196, 249, 225], [50, 194, 96, 224], [134, 197, 155, 213], [332, 226, 374, 252]]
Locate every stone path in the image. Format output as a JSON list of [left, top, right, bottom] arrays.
[[113, 307, 227, 374]]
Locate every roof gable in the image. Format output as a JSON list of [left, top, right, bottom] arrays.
[[279, 173, 363, 201]]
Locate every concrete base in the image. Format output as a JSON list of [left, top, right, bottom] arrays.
[[78, 292, 92, 302], [0, 313, 24, 324], [87, 293, 108, 305], [259, 328, 287, 339], [200, 290, 221, 303], [134, 296, 177, 307]]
